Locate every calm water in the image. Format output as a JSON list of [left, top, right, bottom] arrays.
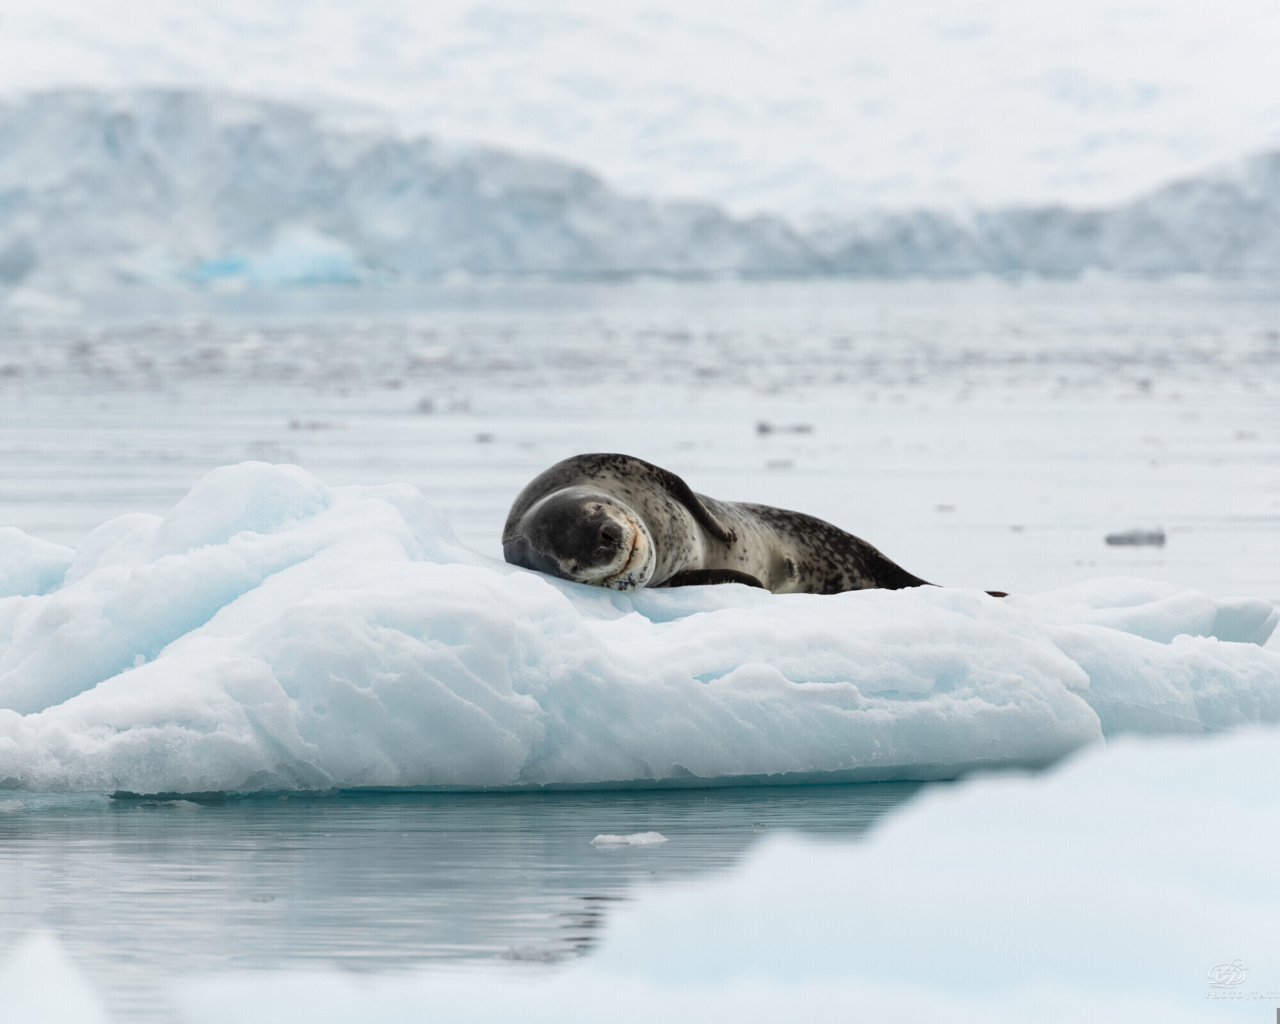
[[1, 278, 1277, 598], [0, 784, 919, 1021]]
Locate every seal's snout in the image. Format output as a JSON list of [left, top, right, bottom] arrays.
[[502, 535, 565, 579]]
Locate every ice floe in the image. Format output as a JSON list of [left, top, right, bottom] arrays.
[[166, 727, 1280, 1024], [591, 832, 668, 847], [0, 462, 1276, 794]]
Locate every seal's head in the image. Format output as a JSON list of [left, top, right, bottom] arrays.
[[503, 486, 656, 590]]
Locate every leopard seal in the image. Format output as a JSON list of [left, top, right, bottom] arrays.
[[503, 453, 1002, 595]]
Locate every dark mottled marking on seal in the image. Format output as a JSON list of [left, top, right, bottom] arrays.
[[504, 453, 1006, 596]]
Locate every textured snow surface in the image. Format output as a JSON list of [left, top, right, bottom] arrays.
[[156, 729, 1280, 1024], [0, 462, 1276, 794]]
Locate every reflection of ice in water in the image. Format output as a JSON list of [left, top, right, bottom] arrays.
[[0, 785, 917, 1020]]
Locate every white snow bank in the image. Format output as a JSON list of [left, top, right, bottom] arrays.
[[172, 728, 1280, 1024], [0, 462, 1277, 794]]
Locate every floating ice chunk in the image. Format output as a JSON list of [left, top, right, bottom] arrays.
[[0, 463, 1276, 794], [172, 728, 1280, 1024], [592, 832, 668, 847], [587, 728, 1280, 1003]]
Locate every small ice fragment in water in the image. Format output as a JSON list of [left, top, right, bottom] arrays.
[[1105, 529, 1166, 547], [591, 832, 668, 847]]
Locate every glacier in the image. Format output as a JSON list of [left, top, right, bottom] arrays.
[[0, 89, 811, 292], [0, 461, 1276, 795], [2, 89, 1280, 291]]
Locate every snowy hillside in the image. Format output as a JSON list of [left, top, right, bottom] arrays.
[[812, 152, 1280, 276], [2, 89, 1280, 287]]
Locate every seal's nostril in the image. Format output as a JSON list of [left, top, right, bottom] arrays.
[[599, 523, 623, 548]]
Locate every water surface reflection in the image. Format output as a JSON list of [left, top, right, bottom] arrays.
[[0, 783, 920, 1020]]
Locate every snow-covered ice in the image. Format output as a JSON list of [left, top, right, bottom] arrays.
[[148, 727, 1280, 1024], [1, 461, 1275, 795]]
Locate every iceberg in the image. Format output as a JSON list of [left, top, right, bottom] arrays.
[[0, 462, 1276, 795]]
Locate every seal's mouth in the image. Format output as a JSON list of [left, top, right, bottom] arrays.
[[602, 529, 638, 584], [599, 513, 654, 590]]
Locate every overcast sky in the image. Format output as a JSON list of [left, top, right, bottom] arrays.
[[2, 0, 1279, 216]]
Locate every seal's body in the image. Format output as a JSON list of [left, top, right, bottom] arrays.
[[502, 453, 944, 595]]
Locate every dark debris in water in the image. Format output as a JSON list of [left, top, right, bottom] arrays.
[[757, 421, 814, 435], [111, 790, 228, 804], [1105, 529, 1166, 547]]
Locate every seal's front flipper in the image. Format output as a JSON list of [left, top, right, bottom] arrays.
[[649, 466, 738, 544], [660, 569, 765, 589]]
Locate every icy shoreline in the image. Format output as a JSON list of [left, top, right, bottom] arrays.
[[1, 462, 1277, 794]]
